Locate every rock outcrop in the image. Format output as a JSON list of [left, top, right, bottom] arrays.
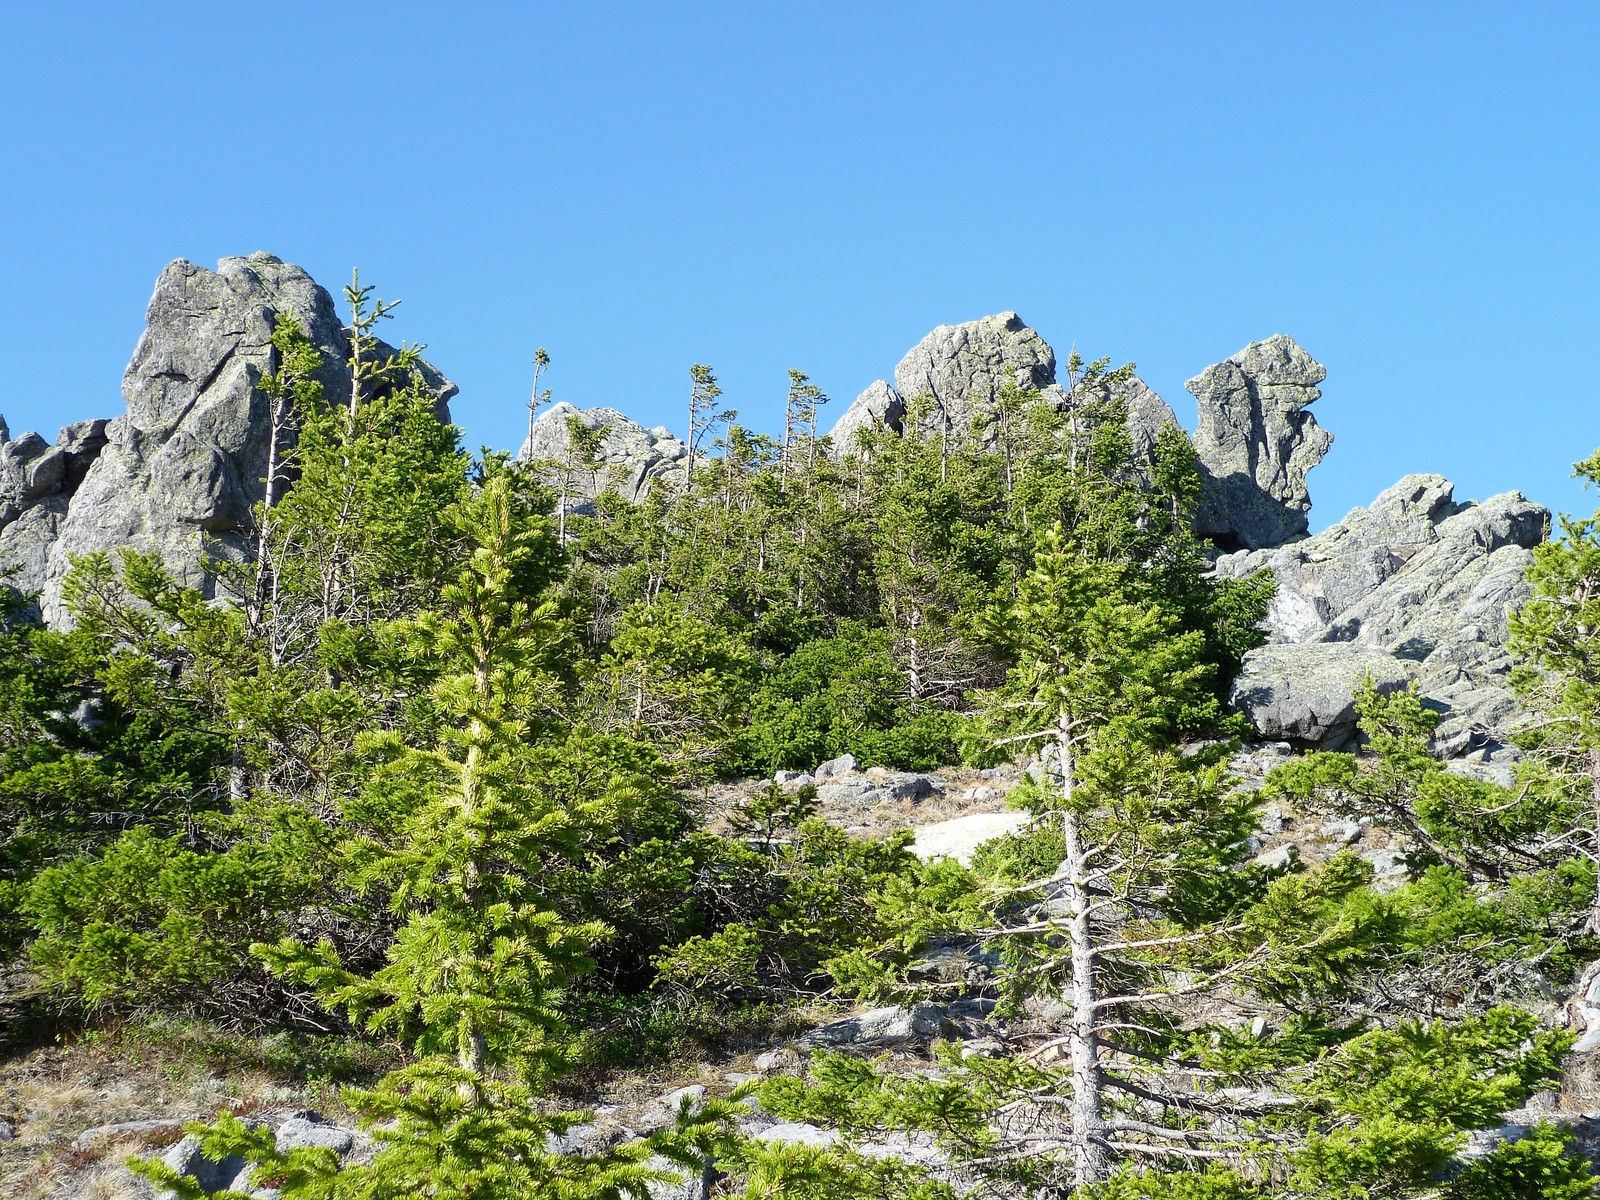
[[828, 379, 903, 454], [519, 401, 688, 504], [826, 312, 1182, 476], [1189, 335, 1333, 551], [0, 420, 111, 617], [1229, 643, 1411, 746], [0, 253, 454, 625], [892, 312, 1058, 444], [1218, 475, 1548, 750]]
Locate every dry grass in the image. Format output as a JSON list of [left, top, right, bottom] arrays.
[[74, 1161, 148, 1200], [0, 1017, 382, 1200]]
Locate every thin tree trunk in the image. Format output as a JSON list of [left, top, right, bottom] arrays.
[[1590, 747, 1600, 934], [1059, 726, 1108, 1187]]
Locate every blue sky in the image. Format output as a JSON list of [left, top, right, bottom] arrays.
[[2, 2, 1595, 531]]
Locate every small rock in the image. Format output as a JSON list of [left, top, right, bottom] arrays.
[[948, 997, 997, 1021], [1255, 803, 1287, 833], [757, 1122, 837, 1147], [1317, 818, 1363, 846], [910, 811, 1032, 866], [163, 1132, 248, 1194], [960, 1038, 1005, 1059], [800, 1002, 953, 1048], [644, 1154, 702, 1200], [879, 773, 934, 802], [661, 1084, 706, 1113], [815, 781, 873, 805], [814, 753, 858, 779], [755, 1048, 799, 1073], [74, 1117, 185, 1150], [544, 1123, 598, 1156], [275, 1112, 354, 1155], [0, 1120, 13, 1142], [1024, 996, 1073, 1023], [1252, 844, 1300, 871]]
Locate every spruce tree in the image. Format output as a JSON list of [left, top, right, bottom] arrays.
[[131, 473, 689, 1197], [1509, 449, 1600, 931]]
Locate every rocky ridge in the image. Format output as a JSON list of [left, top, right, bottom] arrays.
[[0, 257, 1552, 759], [0, 253, 454, 626], [1219, 474, 1548, 755], [826, 311, 1186, 480]]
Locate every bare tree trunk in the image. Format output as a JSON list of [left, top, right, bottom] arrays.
[[1589, 747, 1600, 934], [1059, 726, 1108, 1188]]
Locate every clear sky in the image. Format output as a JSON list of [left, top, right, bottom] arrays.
[[2, 2, 1596, 531]]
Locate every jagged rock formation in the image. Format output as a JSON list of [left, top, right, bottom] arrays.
[[892, 312, 1058, 443], [1189, 335, 1333, 551], [828, 379, 903, 453], [519, 401, 687, 503], [827, 312, 1182, 477], [0, 253, 454, 626], [1218, 475, 1548, 751], [0, 420, 111, 616]]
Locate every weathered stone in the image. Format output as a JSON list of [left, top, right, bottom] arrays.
[[813, 752, 858, 779], [1189, 335, 1332, 550], [910, 811, 1032, 865], [520, 401, 687, 505], [34, 253, 453, 626], [815, 780, 873, 805], [73, 1117, 186, 1149], [543, 1123, 600, 1156], [1252, 844, 1300, 871], [162, 1131, 249, 1194], [0, 418, 113, 618], [828, 379, 903, 452], [1216, 476, 1548, 750], [894, 312, 1056, 444], [1229, 642, 1411, 747], [799, 1002, 954, 1047], [274, 1111, 354, 1154], [756, 1122, 838, 1147], [754, 1048, 799, 1073], [659, 1084, 706, 1113], [825, 312, 1182, 479], [644, 1155, 702, 1200]]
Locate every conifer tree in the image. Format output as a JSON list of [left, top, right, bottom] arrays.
[[1509, 449, 1600, 931], [132, 472, 688, 1197], [528, 345, 551, 446], [759, 527, 1575, 1197]]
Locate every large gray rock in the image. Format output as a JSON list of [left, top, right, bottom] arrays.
[[520, 401, 687, 504], [826, 312, 1183, 475], [827, 379, 903, 452], [799, 1002, 955, 1048], [1229, 642, 1411, 747], [0, 420, 111, 617], [893, 312, 1057, 445], [1190, 335, 1333, 550], [1217, 475, 1548, 750], [21, 254, 453, 626], [910, 811, 1032, 866]]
